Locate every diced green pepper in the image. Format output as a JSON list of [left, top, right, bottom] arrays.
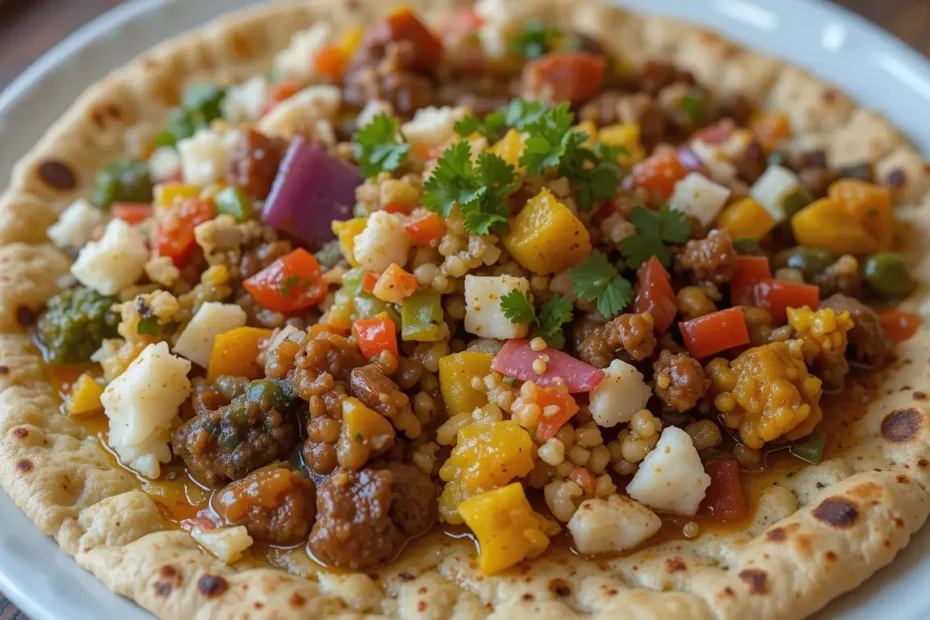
[[789, 428, 825, 464], [401, 292, 444, 342], [353, 293, 401, 326], [93, 159, 154, 211], [214, 186, 255, 222], [342, 268, 367, 296]]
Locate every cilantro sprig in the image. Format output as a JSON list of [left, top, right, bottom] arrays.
[[620, 205, 692, 269], [454, 110, 507, 142], [500, 290, 574, 341], [509, 19, 564, 60], [352, 113, 410, 178], [500, 290, 536, 324], [568, 250, 633, 319]]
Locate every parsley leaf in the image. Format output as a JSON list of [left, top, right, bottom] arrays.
[[352, 113, 410, 178], [500, 290, 536, 324], [454, 110, 507, 142], [537, 295, 574, 340], [509, 19, 563, 60], [621, 205, 692, 269], [568, 250, 633, 318]]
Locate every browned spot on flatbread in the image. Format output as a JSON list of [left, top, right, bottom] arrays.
[[521, 593, 535, 602], [824, 551, 838, 562], [548, 578, 571, 597], [914, 391, 927, 401], [289, 592, 306, 607], [897, 474, 911, 484], [16, 459, 32, 473], [848, 481, 883, 502], [720, 587, 736, 599], [766, 527, 786, 542], [417, 601, 427, 612], [254, 602, 264, 609], [738, 569, 769, 595], [417, 587, 427, 594], [36, 160, 76, 190], [197, 575, 228, 598], [12, 428, 28, 438], [154, 565, 181, 597], [813, 497, 859, 528], [894, 517, 906, 528], [16, 307, 35, 326], [665, 557, 687, 573], [0, 365, 9, 375], [881, 409, 922, 443], [398, 572, 415, 582], [919, 458, 929, 469]]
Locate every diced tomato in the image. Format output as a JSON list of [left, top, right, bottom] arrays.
[[313, 44, 349, 81], [243, 248, 327, 313], [361, 271, 379, 294], [365, 7, 443, 73], [522, 52, 606, 104], [404, 211, 446, 245], [879, 310, 922, 343], [112, 202, 153, 225], [679, 307, 750, 359], [634, 257, 678, 333], [352, 315, 399, 360], [753, 279, 819, 323], [631, 149, 689, 198], [440, 6, 484, 37], [568, 467, 596, 494], [382, 201, 414, 215], [702, 460, 748, 521], [153, 198, 215, 267], [535, 387, 582, 441], [262, 79, 304, 116], [730, 255, 772, 306]]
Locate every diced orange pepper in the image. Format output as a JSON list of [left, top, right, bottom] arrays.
[[534, 386, 582, 441], [352, 314, 399, 360], [262, 79, 303, 115], [631, 149, 689, 198], [314, 44, 350, 81], [404, 211, 446, 245], [750, 112, 791, 152], [361, 271, 379, 293], [522, 52, 606, 104]]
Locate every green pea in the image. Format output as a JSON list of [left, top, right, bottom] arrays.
[[781, 187, 813, 218], [862, 252, 914, 300], [732, 237, 765, 256], [215, 186, 255, 222], [93, 159, 153, 210], [773, 247, 838, 281]]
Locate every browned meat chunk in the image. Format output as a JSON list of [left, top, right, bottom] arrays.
[[578, 312, 657, 369], [215, 465, 316, 545], [634, 60, 697, 96], [344, 38, 438, 116], [675, 229, 738, 285], [813, 255, 862, 299], [226, 128, 287, 200], [290, 333, 366, 404], [350, 364, 411, 421], [653, 350, 709, 412], [734, 138, 768, 184], [820, 294, 892, 367], [308, 464, 437, 569]]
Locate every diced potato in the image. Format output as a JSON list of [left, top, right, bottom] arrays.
[[489, 129, 526, 170], [174, 302, 247, 368], [401, 106, 466, 148], [503, 188, 592, 275], [71, 219, 149, 296], [149, 147, 182, 182], [47, 199, 106, 250], [716, 197, 776, 241], [67, 373, 105, 416], [257, 86, 341, 142], [567, 495, 661, 554], [668, 172, 731, 227], [464, 274, 531, 339], [690, 140, 737, 183], [587, 360, 651, 427], [191, 526, 254, 564], [207, 326, 274, 382], [438, 351, 494, 417], [352, 211, 412, 272], [458, 483, 551, 574], [750, 164, 802, 221], [626, 426, 711, 516], [598, 123, 646, 165]]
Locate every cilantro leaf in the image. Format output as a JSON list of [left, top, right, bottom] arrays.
[[537, 294, 574, 340], [509, 19, 563, 60], [422, 142, 484, 218], [454, 110, 506, 142], [505, 99, 550, 131], [568, 251, 633, 318], [352, 113, 410, 178], [621, 205, 692, 268], [500, 290, 537, 324], [658, 204, 692, 244], [518, 103, 575, 176]]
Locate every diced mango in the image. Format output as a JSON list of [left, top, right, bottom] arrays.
[[489, 129, 526, 171], [67, 373, 105, 416], [458, 483, 551, 574], [339, 27, 363, 56], [791, 179, 893, 255], [207, 327, 274, 382], [343, 397, 395, 456], [154, 183, 200, 208], [717, 197, 776, 241], [503, 188, 592, 275], [332, 218, 368, 267], [598, 123, 646, 165], [440, 420, 534, 492], [438, 352, 493, 417]]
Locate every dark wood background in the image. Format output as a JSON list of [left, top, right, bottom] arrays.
[[0, 0, 927, 618]]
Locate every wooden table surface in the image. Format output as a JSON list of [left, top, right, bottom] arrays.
[[0, 0, 927, 618]]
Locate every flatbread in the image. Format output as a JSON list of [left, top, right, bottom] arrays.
[[2, 1, 930, 618]]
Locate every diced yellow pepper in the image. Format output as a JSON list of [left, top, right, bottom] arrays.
[[332, 218, 367, 267], [717, 197, 776, 241], [489, 129, 526, 171], [154, 183, 200, 208], [598, 123, 646, 165], [791, 179, 893, 255], [458, 483, 551, 574], [340, 27, 363, 56], [67, 373, 104, 416], [438, 352, 493, 417], [575, 120, 598, 149], [439, 420, 534, 491], [503, 188, 592, 275], [207, 327, 274, 383], [343, 397, 395, 453]]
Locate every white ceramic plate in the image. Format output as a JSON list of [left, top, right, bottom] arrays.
[[1, 1, 930, 618]]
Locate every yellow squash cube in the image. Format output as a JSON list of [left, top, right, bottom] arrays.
[[598, 123, 646, 165], [438, 352, 493, 417], [575, 121, 598, 149], [489, 129, 526, 171], [342, 397, 395, 457], [439, 420, 534, 492], [332, 218, 367, 267], [717, 197, 776, 241], [503, 188, 592, 275], [207, 327, 274, 383], [67, 373, 104, 416], [154, 183, 200, 208]]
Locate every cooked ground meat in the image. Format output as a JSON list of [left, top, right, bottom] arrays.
[[820, 294, 892, 367], [308, 464, 437, 569], [344, 42, 437, 116], [226, 128, 287, 200], [718, 93, 754, 125], [172, 379, 298, 486], [675, 229, 738, 284], [634, 60, 697, 96], [569, 313, 607, 355], [192, 376, 249, 418], [813, 255, 862, 298], [215, 464, 316, 546], [579, 91, 670, 148], [734, 138, 768, 184], [838, 162, 875, 183], [653, 350, 709, 412], [578, 312, 657, 368], [350, 364, 411, 421], [289, 333, 366, 405]]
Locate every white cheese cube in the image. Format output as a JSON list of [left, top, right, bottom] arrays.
[[221, 75, 269, 124], [750, 164, 803, 221], [148, 146, 182, 182], [102, 342, 191, 479], [626, 426, 711, 516], [178, 128, 241, 186], [173, 302, 247, 368], [464, 274, 531, 340], [47, 199, 106, 250], [401, 106, 467, 149], [567, 495, 662, 554], [273, 23, 332, 81], [257, 85, 341, 142], [70, 218, 148, 295], [191, 526, 254, 564], [588, 360, 652, 428], [668, 172, 731, 227], [352, 211, 411, 272]]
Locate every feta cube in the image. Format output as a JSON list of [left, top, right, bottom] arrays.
[[221, 75, 269, 124], [401, 106, 467, 148], [750, 165, 803, 221], [626, 426, 711, 516], [70, 219, 148, 295], [273, 23, 332, 81], [191, 526, 254, 564], [257, 85, 341, 142], [668, 172, 731, 227], [173, 302, 247, 367], [178, 128, 241, 185], [47, 199, 106, 250], [102, 342, 192, 478], [567, 495, 661, 554], [148, 146, 182, 182], [588, 360, 652, 427], [352, 211, 411, 272], [464, 275, 531, 339]]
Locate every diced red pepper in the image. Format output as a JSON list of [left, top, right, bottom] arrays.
[[243, 248, 327, 313], [153, 198, 215, 267], [352, 315, 399, 360], [262, 79, 304, 116], [404, 211, 446, 245], [753, 279, 819, 323], [313, 44, 350, 81], [535, 388, 582, 442], [702, 460, 748, 521], [382, 201, 414, 215], [112, 203, 153, 225], [730, 255, 772, 306], [634, 256, 678, 333], [631, 149, 689, 198], [522, 52, 606, 104], [879, 310, 922, 343], [364, 7, 443, 73], [361, 271, 379, 294], [679, 307, 750, 359]]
